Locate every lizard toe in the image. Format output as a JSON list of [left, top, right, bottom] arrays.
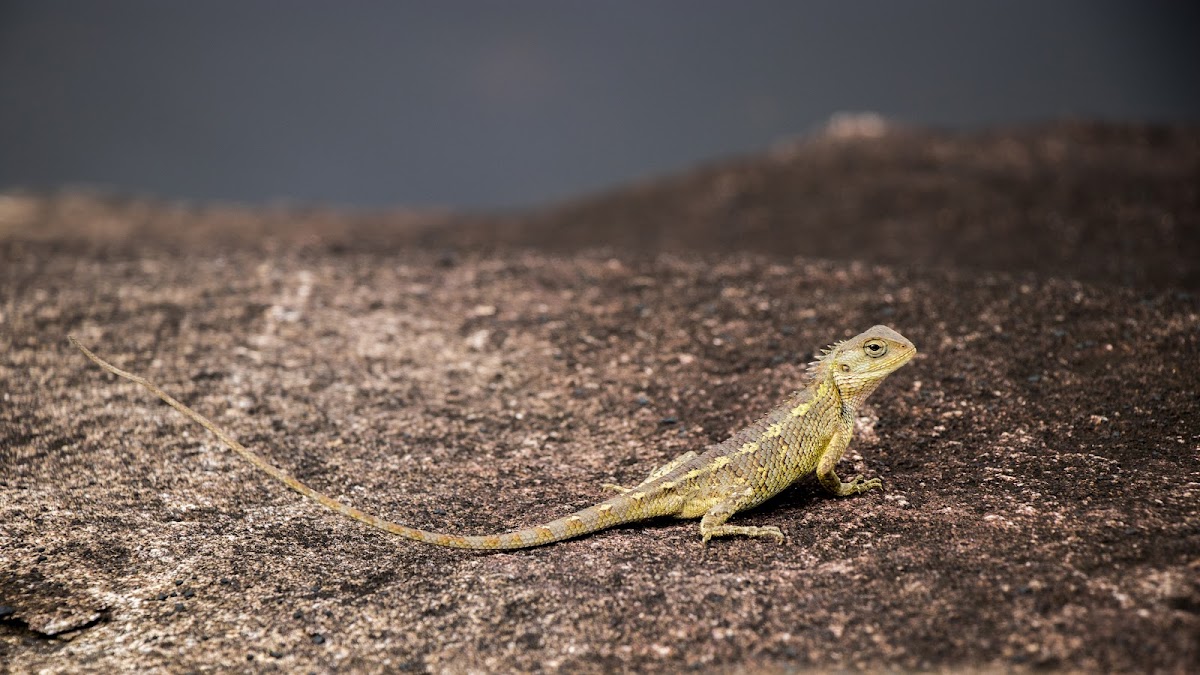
[[757, 526, 785, 543]]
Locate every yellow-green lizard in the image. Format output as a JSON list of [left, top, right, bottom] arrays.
[[69, 325, 916, 549]]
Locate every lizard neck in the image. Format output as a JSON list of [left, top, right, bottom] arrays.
[[837, 375, 885, 412], [817, 367, 844, 408], [791, 367, 844, 433], [811, 368, 859, 439]]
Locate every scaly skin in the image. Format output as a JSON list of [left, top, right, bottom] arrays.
[[70, 325, 916, 549]]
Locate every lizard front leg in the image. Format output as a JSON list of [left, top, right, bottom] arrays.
[[602, 450, 699, 493], [698, 487, 785, 544], [816, 427, 882, 497]]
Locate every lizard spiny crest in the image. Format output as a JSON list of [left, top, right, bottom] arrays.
[[806, 339, 845, 380]]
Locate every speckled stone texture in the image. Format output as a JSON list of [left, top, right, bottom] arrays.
[[2, 123, 1198, 672]]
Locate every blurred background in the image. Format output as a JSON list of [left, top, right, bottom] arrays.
[[1, 1, 1197, 210]]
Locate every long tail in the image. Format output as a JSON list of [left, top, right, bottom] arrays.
[[69, 336, 630, 550]]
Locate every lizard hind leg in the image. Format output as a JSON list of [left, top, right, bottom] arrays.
[[602, 450, 699, 493], [698, 488, 784, 544]]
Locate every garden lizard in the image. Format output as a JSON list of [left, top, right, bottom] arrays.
[[69, 324, 916, 549]]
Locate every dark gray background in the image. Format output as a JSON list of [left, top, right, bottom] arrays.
[[1, 1, 1196, 208]]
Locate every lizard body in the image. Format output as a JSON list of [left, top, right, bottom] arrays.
[[70, 325, 916, 549]]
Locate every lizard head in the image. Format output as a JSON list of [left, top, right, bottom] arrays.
[[820, 325, 917, 408]]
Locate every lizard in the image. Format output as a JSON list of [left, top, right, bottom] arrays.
[[68, 324, 916, 549]]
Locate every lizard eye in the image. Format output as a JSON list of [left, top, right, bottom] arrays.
[[863, 339, 888, 358]]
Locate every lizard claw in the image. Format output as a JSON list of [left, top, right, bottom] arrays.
[[848, 475, 882, 493], [752, 525, 785, 543]]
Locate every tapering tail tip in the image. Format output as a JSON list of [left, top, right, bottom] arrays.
[[68, 334, 89, 359], [69, 334, 100, 367], [68, 335, 91, 356]]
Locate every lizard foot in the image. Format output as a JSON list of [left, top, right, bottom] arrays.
[[846, 475, 883, 494], [701, 524, 785, 544], [600, 483, 631, 494]]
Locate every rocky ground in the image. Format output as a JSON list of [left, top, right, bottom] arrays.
[[1, 122, 1198, 672]]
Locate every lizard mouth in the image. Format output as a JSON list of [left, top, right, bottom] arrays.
[[890, 343, 917, 369]]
